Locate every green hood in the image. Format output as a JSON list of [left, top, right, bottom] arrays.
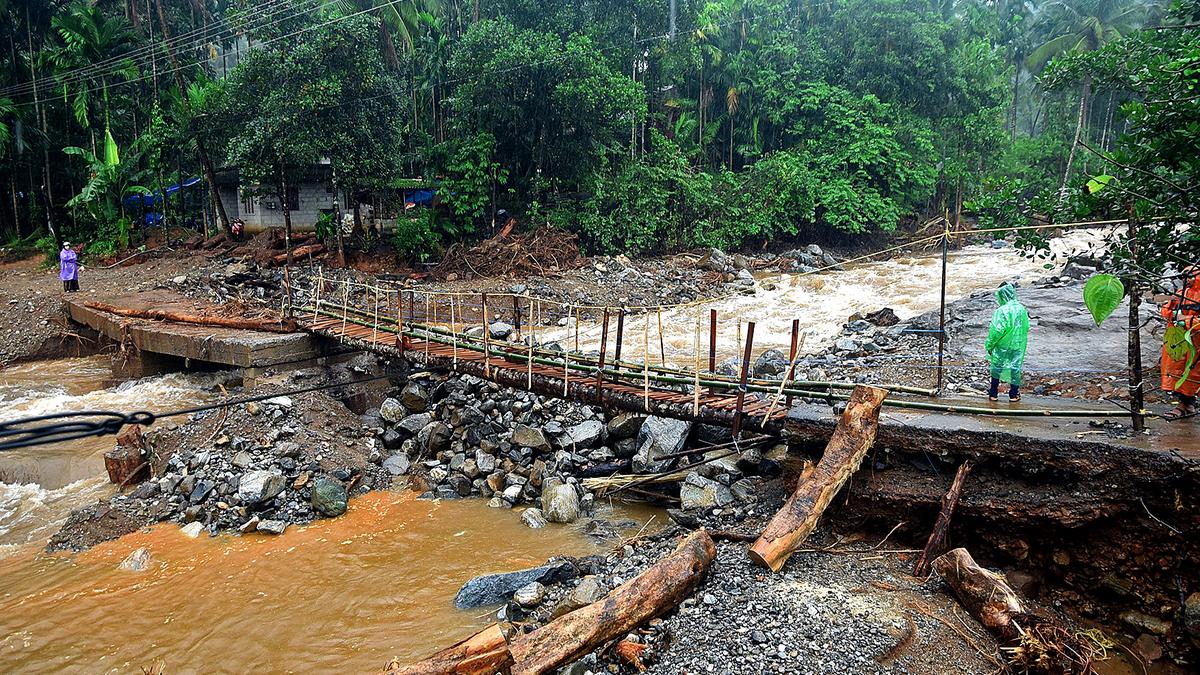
[[995, 283, 1017, 306]]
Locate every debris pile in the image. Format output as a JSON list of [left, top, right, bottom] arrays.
[[433, 227, 583, 280]]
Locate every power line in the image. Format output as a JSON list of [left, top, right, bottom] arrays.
[[0, 0, 320, 99]]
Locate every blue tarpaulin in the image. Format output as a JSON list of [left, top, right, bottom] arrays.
[[123, 176, 202, 208]]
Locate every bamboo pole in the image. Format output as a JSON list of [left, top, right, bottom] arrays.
[[786, 319, 799, 409], [424, 295, 431, 357], [313, 266, 324, 320], [564, 304, 572, 397], [450, 293, 457, 367], [762, 330, 806, 428], [693, 314, 702, 417], [643, 312, 650, 411], [396, 290, 404, 355], [597, 309, 611, 408], [341, 279, 349, 338], [527, 298, 535, 390], [482, 292, 490, 378]]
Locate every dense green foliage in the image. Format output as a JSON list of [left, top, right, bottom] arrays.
[[0, 0, 1189, 262]]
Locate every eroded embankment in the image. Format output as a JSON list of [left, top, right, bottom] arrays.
[[783, 407, 1200, 664]]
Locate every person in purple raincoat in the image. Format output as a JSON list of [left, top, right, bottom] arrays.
[[59, 241, 79, 292]]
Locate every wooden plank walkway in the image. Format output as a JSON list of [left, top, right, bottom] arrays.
[[300, 313, 788, 431]]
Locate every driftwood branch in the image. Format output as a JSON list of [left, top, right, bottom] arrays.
[[508, 530, 716, 675], [912, 460, 973, 577], [384, 623, 513, 675], [748, 385, 888, 571]]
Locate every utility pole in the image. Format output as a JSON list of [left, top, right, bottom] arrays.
[[26, 5, 54, 242], [154, 0, 231, 235]]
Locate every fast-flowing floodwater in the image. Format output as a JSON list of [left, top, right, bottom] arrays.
[[548, 228, 1111, 366], [0, 357, 655, 673]]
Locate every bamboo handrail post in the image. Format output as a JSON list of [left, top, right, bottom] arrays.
[[733, 321, 756, 437], [596, 309, 611, 408], [786, 319, 800, 409]]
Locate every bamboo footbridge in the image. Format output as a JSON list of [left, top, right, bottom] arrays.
[[293, 272, 1130, 433]]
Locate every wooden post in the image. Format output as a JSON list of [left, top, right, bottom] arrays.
[[372, 286, 381, 345], [786, 318, 800, 409], [512, 294, 522, 343], [708, 309, 717, 373], [614, 307, 626, 372], [936, 228, 949, 394], [482, 292, 490, 378], [912, 460, 973, 577], [450, 294, 457, 366], [596, 309, 610, 407], [749, 385, 888, 571], [643, 311, 651, 411], [732, 321, 756, 437], [1127, 204, 1145, 431], [657, 307, 666, 365], [693, 315, 701, 416], [527, 299, 535, 390], [424, 295, 431, 357], [563, 304, 572, 397]]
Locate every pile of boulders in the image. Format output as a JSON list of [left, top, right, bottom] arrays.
[[368, 372, 777, 527], [123, 393, 387, 537]]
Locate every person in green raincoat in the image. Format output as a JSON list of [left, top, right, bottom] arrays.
[[985, 282, 1030, 402]]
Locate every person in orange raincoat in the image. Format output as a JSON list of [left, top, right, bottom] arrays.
[[1162, 265, 1200, 420]]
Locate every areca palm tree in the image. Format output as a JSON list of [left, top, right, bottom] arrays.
[[1026, 0, 1163, 197]]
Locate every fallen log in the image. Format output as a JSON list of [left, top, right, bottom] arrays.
[[749, 385, 887, 571], [271, 243, 324, 265], [200, 232, 227, 250], [85, 301, 297, 333], [384, 623, 512, 675], [912, 460, 973, 577], [508, 530, 716, 675], [932, 548, 1100, 673]]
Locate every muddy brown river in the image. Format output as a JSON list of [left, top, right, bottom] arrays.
[[0, 358, 655, 673]]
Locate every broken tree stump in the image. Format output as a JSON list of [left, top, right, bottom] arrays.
[[104, 424, 148, 486], [508, 530, 716, 675], [749, 385, 888, 572], [912, 460, 973, 577], [932, 548, 1099, 673], [384, 623, 513, 675]]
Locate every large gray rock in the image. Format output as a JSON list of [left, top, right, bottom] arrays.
[[417, 421, 453, 454], [542, 483, 580, 523], [379, 397, 405, 424], [512, 424, 552, 453], [632, 417, 691, 473], [565, 420, 605, 449], [475, 450, 497, 475], [521, 507, 549, 529], [382, 453, 411, 476], [453, 561, 577, 609], [489, 321, 514, 340], [679, 471, 734, 511], [553, 576, 606, 617], [238, 470, 285, 505], [397, 412, 433, 436], [752, 349, 789, 378], [311, 477, 348, 517], [257, 519, 288, 535], [399, 382, 429, 412], [606, 412, 646, 440]]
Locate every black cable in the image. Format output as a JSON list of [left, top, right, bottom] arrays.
[[0, 373, 395, 452]]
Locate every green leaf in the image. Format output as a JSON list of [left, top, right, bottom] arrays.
[[103, 125, 119, 168], [1085, 174, 1115, 194], [1164, 325, 1193, 361], [1083, 274, 1125, 326]]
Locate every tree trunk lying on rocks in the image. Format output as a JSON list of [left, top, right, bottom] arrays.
[[507, 530, 717, 675], [384, 623, 513, 675], [912, 460, 973, 577], [933, 547, 1100, 673], [749, 385, 888, 571], [85, 301, 297, 333]]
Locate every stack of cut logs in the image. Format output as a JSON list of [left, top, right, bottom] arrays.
[[388, 385, 1093, 674]]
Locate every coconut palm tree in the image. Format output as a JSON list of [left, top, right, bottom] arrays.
[[326, 0, 445, 69], [48, 0, 139, 130], [1026, 0, 1163, 198]]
